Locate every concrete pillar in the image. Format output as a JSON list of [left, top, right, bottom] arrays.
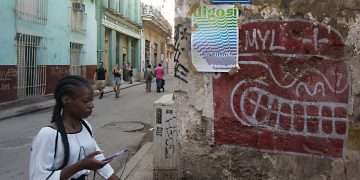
[[96, 0, 105, 64], [135, 0, 140, 24], [97, 26, 105, 63], [135, 39, 141, 71], [123, 0, 128, 17], [119, 34, 124, 65], [153, 94, 178, 179], [127, 39, 132, 67], [133, 39, 142, 81], [128, 0, 134, 21], [109, 29, 117, 83], [140, 30, 146, 71]]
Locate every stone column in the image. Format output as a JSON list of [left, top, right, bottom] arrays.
[[127, 38, 132, 66], [109, 29, 117, 84]]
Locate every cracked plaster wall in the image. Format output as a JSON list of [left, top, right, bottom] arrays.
[[174, 0, 360, 179]]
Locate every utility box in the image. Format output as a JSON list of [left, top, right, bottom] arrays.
[[153, 94, 178, 180]]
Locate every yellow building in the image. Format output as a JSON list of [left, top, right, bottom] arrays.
[[141, 3, 174, 74]]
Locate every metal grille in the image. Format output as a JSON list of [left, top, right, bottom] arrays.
[[16, 33, 47, 98], [69, 43, 84, 76], [70, 0, 87, 32], [145, 40, 150, 66], [153, 43, 158, 65], [16, 0, 48, 24]]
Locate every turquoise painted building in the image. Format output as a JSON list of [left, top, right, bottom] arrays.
[[96, 0, 142, 83], [0, 0, 98, 103]]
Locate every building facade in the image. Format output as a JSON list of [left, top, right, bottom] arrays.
[[96, 0, 142, 83], [0, 0, 97, 103], [141, 2, 174, 74]]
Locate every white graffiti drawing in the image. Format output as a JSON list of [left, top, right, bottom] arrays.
[[238, 60, 349, 94], [230, 79, 348, 139], [0, 69, 17, 81], [295, 82, 326, 97]]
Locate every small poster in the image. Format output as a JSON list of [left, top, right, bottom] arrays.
[[191, 5, 239, 72]]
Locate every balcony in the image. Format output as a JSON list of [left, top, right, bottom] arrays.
[[103, 0, 142, 29], [70, 2, 87, 33], [141, 3, 172, 36], [15, 0, 48, 24]]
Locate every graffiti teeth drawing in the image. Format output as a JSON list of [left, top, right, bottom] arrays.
[[214, 20, 349, 158]]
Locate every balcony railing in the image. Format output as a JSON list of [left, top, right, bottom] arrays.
[[141, 3, 172, 35], [15, 0, 48, 24], [70, 3, 87, 33]]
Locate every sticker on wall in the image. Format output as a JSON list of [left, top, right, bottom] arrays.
[[210, 0, 252, 4], [213, 19, 349, 158], [191, 5, 239, 72]]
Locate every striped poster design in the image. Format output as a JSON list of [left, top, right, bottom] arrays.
[[191, 5, 239, 72]]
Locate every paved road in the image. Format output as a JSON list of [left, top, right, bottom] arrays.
[[0, 77, 176, 180]]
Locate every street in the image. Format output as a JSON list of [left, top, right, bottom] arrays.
[[0, 78, 175, 180]]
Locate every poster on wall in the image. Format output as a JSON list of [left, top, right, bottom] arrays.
[[191, 5, 238, 72]]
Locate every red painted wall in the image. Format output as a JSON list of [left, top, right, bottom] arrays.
[[0, 66, 17, 102], [214, 20, 349, 157]]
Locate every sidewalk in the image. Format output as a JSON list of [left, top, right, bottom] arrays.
[[118, 142, 154, 180], [0, 81, 144, 121]]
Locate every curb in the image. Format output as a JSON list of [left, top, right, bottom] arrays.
[[0, 81, 145, 121], [0, 100, 55, 121], [118, 142, 153, 180]]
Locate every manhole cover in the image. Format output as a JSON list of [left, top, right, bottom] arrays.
[[0, 137, 32, 149], [103, 121, 145, 132]]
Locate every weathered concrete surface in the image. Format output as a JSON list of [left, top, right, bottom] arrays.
[[174, 0, 360, 179]]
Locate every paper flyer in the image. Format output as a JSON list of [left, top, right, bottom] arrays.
[[191, 4, 239, 72]]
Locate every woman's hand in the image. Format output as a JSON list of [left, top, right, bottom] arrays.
[[80, 151, 110, 170]]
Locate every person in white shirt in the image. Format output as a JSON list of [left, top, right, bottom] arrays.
[[29, 75, 119, 180]]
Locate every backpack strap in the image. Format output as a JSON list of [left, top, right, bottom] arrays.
[[81, 119, 93, 137]]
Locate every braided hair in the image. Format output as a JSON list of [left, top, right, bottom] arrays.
[[51, 75, 91, 169]]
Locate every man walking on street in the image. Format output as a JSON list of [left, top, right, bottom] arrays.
[[155, 63, 165, 93], [144, 64, 154, 92], [94, 61, 107, 99]]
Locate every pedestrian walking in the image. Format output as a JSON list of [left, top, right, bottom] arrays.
[[94, 62, 107, 99], [154, 63, 165, 93], [144, 64, 154, 92], [29, 75, 120, 180], [112, 64, 122, 98]]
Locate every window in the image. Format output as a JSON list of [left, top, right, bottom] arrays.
[[105, 0, 121, 14], [70, 43, 83, 76], [145, 40, 150, 66], [71, 0, 86, 32], [16, 0, 48, 24], [153, 43, 158, 65], [16, 33, 47, 97]]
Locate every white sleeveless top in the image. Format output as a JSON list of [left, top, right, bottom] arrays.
[[29, 121, 114, 180]]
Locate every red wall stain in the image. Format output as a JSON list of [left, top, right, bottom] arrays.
[[0, 66, 17, 103], [46, 65, 70, 94], [214, 20, 349, 157]]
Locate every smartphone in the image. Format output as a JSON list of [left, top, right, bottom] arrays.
[[103, 149, 128, 162]]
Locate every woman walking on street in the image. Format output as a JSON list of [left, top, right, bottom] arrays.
[[154, 63, 165, 93], [112, 64, 122, 98], [29, 75, 120, 180]]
